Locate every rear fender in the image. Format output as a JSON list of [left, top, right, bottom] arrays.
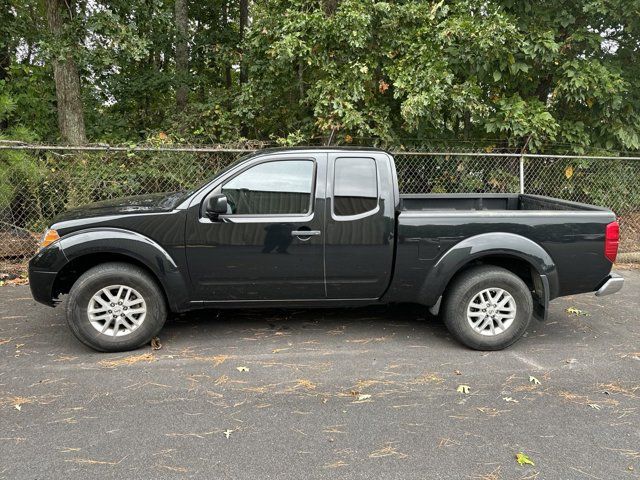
[[420, 233, 558, 316]]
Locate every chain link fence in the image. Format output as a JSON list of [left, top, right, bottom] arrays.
[[1, 144, 639, 273]]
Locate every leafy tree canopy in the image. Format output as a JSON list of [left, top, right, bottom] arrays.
[[1, 0, 639, 152]]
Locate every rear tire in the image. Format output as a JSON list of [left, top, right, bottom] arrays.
[[442, 266, 533, 351], [66, 262, 167, 352]]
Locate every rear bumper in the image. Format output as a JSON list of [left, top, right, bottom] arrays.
[[595, 273, 624, 297]]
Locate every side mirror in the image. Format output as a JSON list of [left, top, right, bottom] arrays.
[[206, 194, 228, 219]]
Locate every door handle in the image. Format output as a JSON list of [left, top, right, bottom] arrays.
[[291, 230, 321, 237]]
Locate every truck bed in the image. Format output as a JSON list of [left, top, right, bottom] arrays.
[[399, 193, 609, 212], [390, 193, 616, 305]]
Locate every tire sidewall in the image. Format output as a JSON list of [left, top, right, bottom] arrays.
[[67, 266, 166, 352], [444, 269, 533, 350]]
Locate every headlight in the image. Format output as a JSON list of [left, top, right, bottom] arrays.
[[39, 229, 60, 250]]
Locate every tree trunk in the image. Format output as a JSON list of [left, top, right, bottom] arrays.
[[0, 0, 11, 82], [239, 0, 248, 85], [298, 59, 304, 100], [45, 0, 87, 145], [322, 0, 339, 16], [1, 0, 15, 131], [175, 0, 189, 110], [463, 110, 471, 140], [222, 0, 232, 89]]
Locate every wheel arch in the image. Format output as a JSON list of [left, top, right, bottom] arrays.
[[421, 232, 558, 319], [54, 228, 191, 312]]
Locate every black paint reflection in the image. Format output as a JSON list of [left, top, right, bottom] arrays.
[[262, 224, 293, 254]]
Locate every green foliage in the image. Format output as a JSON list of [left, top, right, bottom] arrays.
[[0, 0, 639, 151]]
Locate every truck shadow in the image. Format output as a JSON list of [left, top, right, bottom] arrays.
[[160, 304, 455, 350]]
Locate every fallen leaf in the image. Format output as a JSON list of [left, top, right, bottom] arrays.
[[516, 452, 535, 466], [236, 366, 249, 372], [503, 397, 519, 403], [566, 307, 589, 316], [99, 353, 155, 368], [564, 165, 574, 179], [355, 394, 371, 401], [223, 429, 233, 439], [529, 376, 540, 385], [456, 385, 470, 394], [151, 337, 162, 350]]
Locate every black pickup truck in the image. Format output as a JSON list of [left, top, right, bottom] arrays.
[[29, 147, 624, 352]]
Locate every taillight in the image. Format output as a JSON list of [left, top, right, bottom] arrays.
[[604, 221, 619, 263]]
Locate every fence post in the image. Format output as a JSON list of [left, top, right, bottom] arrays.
[[519, 155, 525, 194]]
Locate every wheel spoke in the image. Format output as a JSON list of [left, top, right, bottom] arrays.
[[101, 318, 113, 334], [124, 313, 139, 327], [479, 317, 491, 331], [471, 317, 485, 328], [101, 288, 115, 302], [126, 297, 144, 308]]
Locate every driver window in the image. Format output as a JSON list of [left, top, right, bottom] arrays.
[[221, 160, 315, 215]]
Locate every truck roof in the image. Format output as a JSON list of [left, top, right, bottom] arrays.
[[242, 146, 391, 159]]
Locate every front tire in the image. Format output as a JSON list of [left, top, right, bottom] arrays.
[[66, 262, 167, 352], [442, 266, 533, 351]]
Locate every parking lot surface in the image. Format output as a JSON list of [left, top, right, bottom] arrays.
[[1, 270, 639, 479]]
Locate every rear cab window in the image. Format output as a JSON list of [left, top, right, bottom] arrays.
[[333, 157, 378, 217]]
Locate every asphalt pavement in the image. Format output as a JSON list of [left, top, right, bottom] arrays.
[[1, 270, 639, 479]]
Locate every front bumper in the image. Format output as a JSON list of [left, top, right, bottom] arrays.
[[28, 267, 58, 306], [595, 273, 624, 297], [28, 242, 68, 307]]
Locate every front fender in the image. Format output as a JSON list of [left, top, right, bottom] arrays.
[[58, 228, 191, 312], [420, 232, 559, 307]]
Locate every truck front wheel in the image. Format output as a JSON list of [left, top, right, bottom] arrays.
[[442, 266, 533, 350], [66, 262, 167, 352]]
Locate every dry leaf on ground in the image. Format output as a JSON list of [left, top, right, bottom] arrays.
[[516, 452, 535, 466], [456, 385, 470, 394], [566, 307, 589, 316], [98, 353, 155, 368]]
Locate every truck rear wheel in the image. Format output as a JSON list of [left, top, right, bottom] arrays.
[[442, 266, 533, 350], [66, 262, 167, 352]]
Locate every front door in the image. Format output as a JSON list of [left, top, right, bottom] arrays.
[[186, 154, 326, 301]]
